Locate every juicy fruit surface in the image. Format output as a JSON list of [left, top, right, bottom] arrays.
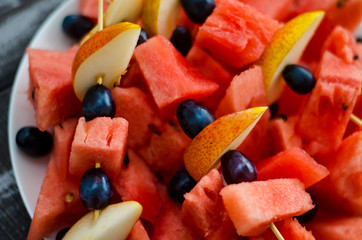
[[24, 0, 362, 239]]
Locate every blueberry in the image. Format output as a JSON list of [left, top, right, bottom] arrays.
[[79, 168, 112, 210], [137, 29, 149, 46], [221, 150, 257, 185], [82, 84, 116, 121], [176, 100, 215, 139], [167, 168, 196, 203], [180, 0, 216, 24], [16, 127, 52, 157], [56, 227, 70, 240], [62, 15, 95, 40], [170, 26, 192, 56], [282, 64, 316, 94]]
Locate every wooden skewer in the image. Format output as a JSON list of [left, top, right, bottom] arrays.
[[351, 113, 362, 128], [269, 222, 285, 240]]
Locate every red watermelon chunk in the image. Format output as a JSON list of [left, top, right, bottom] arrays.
[[137, 122, 190, 182], [27, 144, 87, 240], [182, 169, 238, 240], [277, 84, 309, 117], [79, 0, 108, 20], [113, 150, 163, 223], [134, 35, 219, 119], [305, 212, 362, 240], [195, 0, 280, 69], [27, 46, 81, 131], [256, 148, 329, 189], [52, 118, 78, 181], [126, 220, 150, 240], [112, 87, 163, 149], [238, 0, 294, 21], [215, 65, 267, 118], [220, 178, 314, 236], [321, 26, 359, 64], [310, 131, 362, 215], [297, 77, 361, 150], [69, 117, 128, 180], [269, 116, 302, 154], [152, 196, 201, 240], [250, 218, 315, 240]]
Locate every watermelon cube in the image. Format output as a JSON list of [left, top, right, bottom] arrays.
[[256, 148, 329, 189], [181, 169, 238, 240], [137, 122, 190, 182], [195, 0, 280, 69], [79, 0, 108, 20], [113, 150, 163, 223], [134, 35, 219, 119], [296, 77, 361, 150], [305, 212, 362, 240], [215, 65, 267, 118], [310, 131, 362, 215], [220, 178, 314, 236], [27, 46, 81, 131], [112, 87, 163, 149], [277, 84, 308, 116], [269, 116, 302, 154], [27, 154, 87, 240], [238, 0, 294, 21], [52, 118, 78, 181], [126, 220, 150, 240], [249, 218, 315, 240], [69, 117, 128, 179]]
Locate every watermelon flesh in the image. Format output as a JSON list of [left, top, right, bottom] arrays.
[[220, 178, 314, 236], [239, 0, 294, 21], [256, 147, 329, 189], [249, 218, 315, 240], [112, 150, 163, 223], [79, 0, 108, 20], [195, 0, 280, 69], [126, 220, 150, 240], [268, 116, 302, 154], [27, 46, 81, 131], [134, 35, 219, 119], [310, 131, 362, 215], [69, 117, 128, 180], [27, 130, 87, 240], [182, 169, 238, 240]]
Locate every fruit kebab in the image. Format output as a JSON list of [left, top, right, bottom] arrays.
[[63, 0, 143, 238]]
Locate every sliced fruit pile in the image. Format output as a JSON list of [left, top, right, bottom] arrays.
[[18, 0, 362, 239]]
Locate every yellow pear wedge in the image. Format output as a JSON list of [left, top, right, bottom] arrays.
[[141, 0, 182, 38], [72, 22, 140, 100], [259, 11, 325, 104], [63, 201, 142, 240], [184, 107, 268, 181], [104, 0, 143, 26]]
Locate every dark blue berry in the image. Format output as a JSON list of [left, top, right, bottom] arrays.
[[16, 127, 52, 157], [282, 64, 316, 94], [82, 84, 116, 121], [56, 227, 70, 240], [269, 101, 279, 119], [79, 168, 112, 210], [170, 26, 192, 56], [180, 0, 216, 24], [221, 150, 257, 185], [167, 168, 197, 203], [62, 15, 95, 40], [137, 29, 149, 46], [176, 100, 215, 139]]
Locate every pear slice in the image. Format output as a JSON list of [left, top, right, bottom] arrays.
[[63, 201, 142, 240], [104, 0, 143, 26], [259, 11, 325, 104], [72, 22, 140, 100], [184, 107, 268, 181], [141, 0, 182, 38]]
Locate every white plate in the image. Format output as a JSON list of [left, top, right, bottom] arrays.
[[8, 0, 78, 218]]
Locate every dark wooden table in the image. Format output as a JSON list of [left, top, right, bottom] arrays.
[[0, 0, 63, 239]]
